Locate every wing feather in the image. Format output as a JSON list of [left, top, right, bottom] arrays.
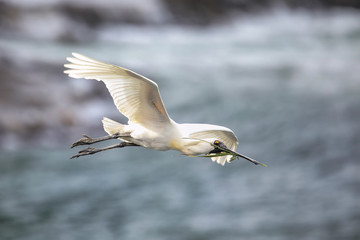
[[64, 53, 171, 130]]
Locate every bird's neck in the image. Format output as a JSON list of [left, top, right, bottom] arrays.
[[169, 138, 213, 156]]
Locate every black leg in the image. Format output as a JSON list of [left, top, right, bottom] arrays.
[[71, 133, 121, 148], [70, 142, 139, 159]]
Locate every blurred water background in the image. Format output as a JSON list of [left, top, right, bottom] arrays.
[[1, 0, 360, 239]]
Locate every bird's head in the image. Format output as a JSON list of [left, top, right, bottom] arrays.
[[209, 140, 231, 154], [208, 139, 267, 166]]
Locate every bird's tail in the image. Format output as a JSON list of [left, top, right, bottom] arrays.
[[102, 117, 126, 135]]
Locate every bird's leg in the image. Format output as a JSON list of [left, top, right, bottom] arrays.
[[71, 133, 120, 148], [70, 142, 139, 159]]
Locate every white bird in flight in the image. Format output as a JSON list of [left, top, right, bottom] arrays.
[[64, 53, 265, 166]]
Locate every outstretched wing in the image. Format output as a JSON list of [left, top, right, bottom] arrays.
[[64, 53, 171, 130], [186, 124, 238, 165]]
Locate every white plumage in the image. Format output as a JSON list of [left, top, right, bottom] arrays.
[[65, 53, 239, 165]]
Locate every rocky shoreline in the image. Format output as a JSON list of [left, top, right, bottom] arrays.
[[1, 1, 359, 149], [1, 0, 360, 42]]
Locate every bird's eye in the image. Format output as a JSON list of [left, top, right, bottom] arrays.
[[214, 140, 220, 145]]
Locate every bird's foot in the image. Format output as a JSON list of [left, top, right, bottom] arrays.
[[70, 147, 100, 159], [71, 133, 120, 148], [71, 135, 94, 148]]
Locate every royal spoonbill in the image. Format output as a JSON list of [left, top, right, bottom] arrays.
[[65, 53, 266, 166]]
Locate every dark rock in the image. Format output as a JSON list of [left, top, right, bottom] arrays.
[[58, 4, 104, 28], [161, 0, 360, 25]]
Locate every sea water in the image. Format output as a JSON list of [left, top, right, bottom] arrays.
[[0, 10, 359, 240]]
